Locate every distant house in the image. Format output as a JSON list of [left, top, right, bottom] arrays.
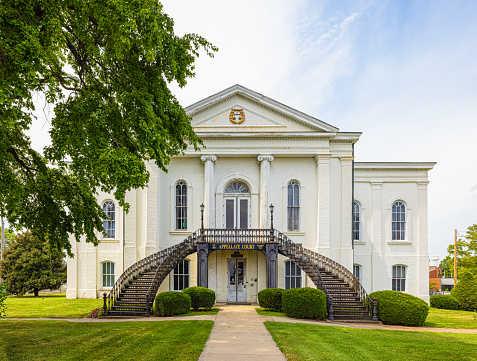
[[429, 265, 442, 291]]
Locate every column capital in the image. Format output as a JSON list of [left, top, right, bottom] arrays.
[[201, 155, 217, 163], [315, 154, 331, 165], [257, 155, 274, 163]]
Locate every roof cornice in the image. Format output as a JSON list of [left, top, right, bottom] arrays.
[[354, 162, 436, 171]]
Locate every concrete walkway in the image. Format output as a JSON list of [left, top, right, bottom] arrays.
[[199, 305, 286, 361]]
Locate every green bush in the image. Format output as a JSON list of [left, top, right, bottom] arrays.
[[450, 272, 477, 311], [429, 294, 459, 310], [369, 290, 429, 326], [258, 288, 285, 311], [182, 287, 215, 310], [154, 291, 191, 316], [0, 281, 8, 318], [282, 287, 327, 319]]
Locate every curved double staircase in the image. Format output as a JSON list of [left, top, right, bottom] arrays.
[[104, 229, 377, 321]]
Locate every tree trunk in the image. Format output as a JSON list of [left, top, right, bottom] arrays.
[[34, 288, 39, 297]]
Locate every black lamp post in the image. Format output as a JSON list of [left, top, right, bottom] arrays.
[[200, 203, 205, 231], [269, 204, 274, 230]]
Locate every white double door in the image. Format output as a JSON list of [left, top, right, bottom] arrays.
[[223, 196, 249, 229], [227, 258, 247, 303]]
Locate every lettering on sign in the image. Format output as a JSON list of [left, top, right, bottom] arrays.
[[208, 243, 266, 250]]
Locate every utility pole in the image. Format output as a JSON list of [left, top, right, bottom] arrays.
[[454, 229, 457, 286]]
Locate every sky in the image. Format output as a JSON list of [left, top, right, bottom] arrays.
[[27, 0, 477, 264]]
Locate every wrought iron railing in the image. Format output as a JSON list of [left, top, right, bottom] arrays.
[[201, 228, 273, 243], [276, 231, 376, 320], [106, 228, 376, 319]]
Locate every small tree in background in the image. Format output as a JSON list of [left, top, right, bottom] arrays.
[[0, 281, 7, 317], [0, 231, 66, 296]]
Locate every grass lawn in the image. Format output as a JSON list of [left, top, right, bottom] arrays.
[[424, 307, 477, 329], [0, 320, 213, 361], [255, 307, 287, 317], [4, 293, 102, 318], [265, 322, 477, 361], [179, 308, 220, 316]]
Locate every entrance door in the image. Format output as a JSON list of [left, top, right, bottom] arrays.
[[227, 258, 247, 302], [224, 197, 249, 229]]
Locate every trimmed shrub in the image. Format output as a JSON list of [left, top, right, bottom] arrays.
[[369, 290, 429, 326], [154, 291, 191, 316], [182, 287, 216, 310], [282, 287, 327, 319], [450, 272, 477, 311], [429, 294, 459, 310], [258, 288, 285, 311]]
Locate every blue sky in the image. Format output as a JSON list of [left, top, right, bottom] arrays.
[[27, 1, 477, 263], [161, 0, 477, 263]]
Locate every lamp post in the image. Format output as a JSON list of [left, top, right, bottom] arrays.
[[269, 204, 274, 230], [200, 203, 205, 231]]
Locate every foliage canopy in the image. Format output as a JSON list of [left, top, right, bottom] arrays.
[[0, 0, 216, 256], [446, 224, 477, 278], [0, 231, 66, 296]]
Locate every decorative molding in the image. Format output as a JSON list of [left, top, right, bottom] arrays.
[[257, 155, 274, 163], [229, 108, 245, 124], [200, 155, 217, 163]]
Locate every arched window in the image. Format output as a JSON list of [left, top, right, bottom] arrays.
[[175, 181, 187, 230], [172, 259, 190, 291], [392, 265, 406, 292], [102, 201, 115, 239], [392, 201, 406, 240], [287, 181, 300, 231], [284, 260, 302, 289], [102, 261, 115, 288], [353, 264, 362, 283], [225, 182, 250, 194], [352, 202, 360, 241]]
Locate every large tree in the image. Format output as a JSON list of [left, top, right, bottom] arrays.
[[446, 224, 477, 278], [0, 0, 216, 256], [0, 231, 66, 296]]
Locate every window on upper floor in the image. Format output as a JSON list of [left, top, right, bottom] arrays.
[[392, 201, 406, 241], [102, 201, 115, 239], [284, 260, 302, 289], [352, 202, 361, 241], [392, 265, 406, 292], [353, 264, 362, 283], [175, 181, 187, 230], [287, 181, 300, 231], [172, 259, 190, 291], [102, 261, 115, 288]]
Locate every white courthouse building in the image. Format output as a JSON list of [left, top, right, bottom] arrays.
[[66, 85, 435, 304]]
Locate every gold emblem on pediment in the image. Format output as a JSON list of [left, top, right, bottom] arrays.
[[229, 108, 245, 124]]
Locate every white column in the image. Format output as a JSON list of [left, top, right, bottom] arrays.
[[257, 155, 274, 228], [371, 182, 382, 293], [315, 155, 331, 257], [201, 155, 217, 228], [417, 181, 430, 301], [340, 156, 354, 268], [146, 162, 158, 256]]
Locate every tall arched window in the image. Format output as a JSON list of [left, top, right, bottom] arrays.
[[392, 265, 406, 292], [102, 261, 115, 288], [172, 259, 190, 291], [352, 202, 360, 241], [392, 201, 406, 240], [284, 260, 302, 289], [102, 201, 115, 239], [175, 181, 187, 230], [287, 181, 300, 231]]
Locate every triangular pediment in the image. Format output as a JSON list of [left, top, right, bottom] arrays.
[[185, 85, 338, 134]]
